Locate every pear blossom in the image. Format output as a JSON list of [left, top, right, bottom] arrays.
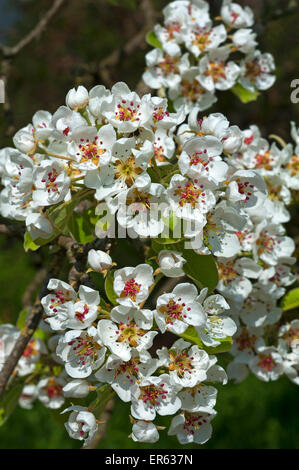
[[168, 410, 216, 445], [63, 406, 98, 447], [87, 249, 113, 272], [113, 264, 154, 308], [130, 374, 182, 421], [131, 420, 160, 443]]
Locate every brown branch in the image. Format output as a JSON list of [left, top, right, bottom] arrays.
[[98, 0, 157, 88], [0, 0, 67, 58], [0, 218, 25, 238], [22, 268, 48, 308], [0, 250, 62, 398]]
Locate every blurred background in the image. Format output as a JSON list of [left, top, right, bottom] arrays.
[[0, 0, 298, 449]]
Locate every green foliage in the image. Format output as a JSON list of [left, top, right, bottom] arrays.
[[104, 269, 118, 305], [178, 326, 233, 354], [16, 309, 28, 329], [152, 237, 219, 292], [0, 384, 23, 427], [145, 31, 162, 49], [231, 83, 260, 103], [281, 288, 299, 311]]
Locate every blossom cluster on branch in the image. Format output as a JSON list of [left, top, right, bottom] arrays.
[[143, 0, 275, 112]]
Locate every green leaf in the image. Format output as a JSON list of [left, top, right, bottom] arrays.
[[16, 309, 28, 329], [281, 288, 299, 311], [231, 83, 260, 103], [67, 211, 95, 244], [0, 384, 23, 427], [179, 326, 233, 354], [182, 250, 218, 293], [146, 31, 162, 49], [104, 269, 118, 305]]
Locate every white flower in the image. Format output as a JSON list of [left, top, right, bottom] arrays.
[[155, 283, 206, 334], [62, 406, 98, 447], [168, 67, 217, 114], [239, 50, 275, 93], [37, 376, 66, 409], [19, 384, 37, 410], [253, 222, 295, 266], [88, 85, 111, 118], [101, 82, 152, 133], [56, 326, 106, 378], [168, 410, 216, 445], [131, 420, 159, 443], [26, 213, 53, 240], [226, 169, 267, 209], [157, 339, 210, 388], [221, 0, 254, 29], [113, 264, 154, 308], [66, 86, 89, 110], [178, 383, 217, 413], [88, 249, 113, 272], [97, 319, 157, 362], [195, 291, 236, 347], [94, 350, 157, 402], [13, 124, 36, 154], [185, 24, 227, 57], [41, 279, 77, 331], [197, 47, 240, 93], [239, 286, 282, 328], [130, 374, 181, 421], [68, 124, 116, 171], [179, 135, 227, 185], [232, 28, 257, 54], [143, 49, 189, 90], [158, 250, 186, 278], [249, 346, 284, 382], [17, 337, 47, 376], [32, 160, 70, 206], [67, 285, 100, 330], [230, 326, 265, 364], [62, 379, 91, 398], [167, 174, 215, 237]]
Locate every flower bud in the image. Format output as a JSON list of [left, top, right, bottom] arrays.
[[88, 249, 112, 272], [66, 86, 89, 109], [158, 250, 186, 278]]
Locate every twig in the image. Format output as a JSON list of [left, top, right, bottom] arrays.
[[22, 268, 48, 308], [0, 218, 25, 238], [0, 250, 62, 398], [98, 0, 157, 88], [0, 0, 67, 58]]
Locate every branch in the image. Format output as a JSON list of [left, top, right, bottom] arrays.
[[0, 250, 62, 398], [0, 218, 25, 239], [0, 0, 67, 58], [98, 0, 157, 88]]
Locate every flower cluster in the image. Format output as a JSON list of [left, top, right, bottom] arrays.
[[143, 0, 275, 112]]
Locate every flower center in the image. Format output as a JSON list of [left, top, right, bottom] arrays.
[[158, 298, 187, 325], [68, 334, 101, 366], [168, 349, 193, 377], [41, 168, 59, 193], [46, 377, 63, 398], [255, 151, 273, 170], [158, 54, 180, 76], [206, 61, 226, 83], [116, 322, 145, 348], [192, 30, 211, 52], [120, 278, 141, 301], [138, 384, 168, 407], [174, 181, 203, 207], [181, 79, 204, 101], [218, 261, 238, 283], [77, 137, 106, 165], [114, 156, 143, 187], [236, 328, 257, 352], [115, 100, 141, 122], [286, 155, 299, 176], [258, 354, 276, 371], [183, 411, 208, 434], [23, 340, 38, 358]]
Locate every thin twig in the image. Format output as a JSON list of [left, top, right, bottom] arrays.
[[0, 0, 67, 58], [0, 250, 62, 398]]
